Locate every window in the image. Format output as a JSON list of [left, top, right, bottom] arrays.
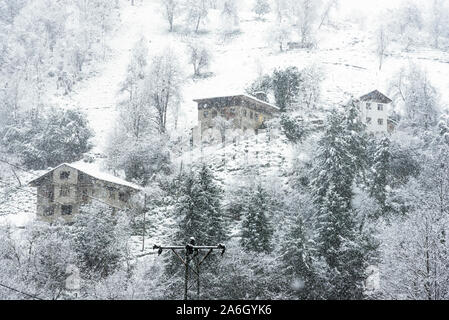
[[43, 187, 54, 201], [61, 205, 72, 216], [60, 171, 70, 180], [366, 117, 372, 124], [212, 110, 217, 118], [119, 192, 128, 202], [230, 108, 236, 116], [366, 103, 372, 110], [378, 118, 384, 125], [250, 111, 253, 119], [203, 111, 209, 118], [378, 104, 383, 111], [60, 186, 70, 197], [108, 187, 116, 200], [43, 206, 54, 216], [243, 109, 247, 117], [254, 113, 259, 121], [82, 189, 89, 202]]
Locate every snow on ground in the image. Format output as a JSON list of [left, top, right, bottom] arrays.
[[4, 0, 449, 251], [47, 0, 449, 156], [0, 172, 38, 228]]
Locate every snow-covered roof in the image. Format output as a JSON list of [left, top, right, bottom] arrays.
[[29, 162, 142, 191], [193, 93, 280, 111], [359, 90, 392, 104]]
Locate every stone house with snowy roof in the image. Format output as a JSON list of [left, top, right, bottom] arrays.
[[194, 94, 280, 139], [29, 162, 141, 222], [355, 90, 393, 134]]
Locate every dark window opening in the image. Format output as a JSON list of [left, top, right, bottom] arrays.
[[108, 187, 116, 200], [82, 189, 89, 202], [378, 104, 383, 111], [212, 110, 217, 118], [61, 205, 72, 215], [378, 118, 384, 125], [366, 117, 372, 124], [44, 206, 54, 216], [60, 186, 70, 197], [60, 171, 70, 180], [119, 192, 128, 202]]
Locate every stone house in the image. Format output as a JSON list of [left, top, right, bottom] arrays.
[[194, 94, 280, 136], [29, 162, 141, 222], [355, 90, 393, 134]]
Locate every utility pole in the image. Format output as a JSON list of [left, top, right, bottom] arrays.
[[153, 238, 226, 300], [142, 193, 147, 252]]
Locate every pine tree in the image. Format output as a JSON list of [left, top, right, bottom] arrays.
[[281, 213, 319, 299], [175, 170, 207, 243], [370, 137, 391, 216], [240, 184, 273, 253], [197, 164, 227, 244], [311, 107, 372, 299], [175, 164, 226, 245], [315, 185, 367, 299]]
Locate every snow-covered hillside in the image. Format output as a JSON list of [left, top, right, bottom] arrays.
[[3, 0, 449, 244], [49, 0, 449, 155]]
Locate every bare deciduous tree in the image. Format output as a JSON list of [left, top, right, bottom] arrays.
[[293, 0, 321, 48], [145, 47, 184, 133], [161, 0, 180, 32], [376, 25, 389, 70], [185, 0, 209, 33], [187, 41, 212, 77], [318, 0, 339, 29]]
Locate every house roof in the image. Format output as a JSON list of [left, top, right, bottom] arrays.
[[359, 90, 392, 104], [28, 162, 142, 191], [193, 94, 280, 111]]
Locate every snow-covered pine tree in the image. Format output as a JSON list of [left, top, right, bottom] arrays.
[[175, 164, 226, 245], [240, 184, 273, 253], [311, 108, 371, 299], [281, 213, 319, 299], [197, 163, 227, 244], [315, 184, 367, 299], [175, 170, 208, 244], [369, 137, 391, 217]]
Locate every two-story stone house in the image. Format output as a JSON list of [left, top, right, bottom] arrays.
[[194, 94, 280, 135], [29, 162, 141, 222], [356, 90, 393, 134]]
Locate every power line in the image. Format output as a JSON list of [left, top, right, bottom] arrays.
[[0, 282, 43, 300], [0, 158, 40, 178]]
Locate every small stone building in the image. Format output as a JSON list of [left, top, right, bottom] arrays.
[[194, 94, 280, 135], [29, 162, 141, 222], [355, 90, 393, 134]]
